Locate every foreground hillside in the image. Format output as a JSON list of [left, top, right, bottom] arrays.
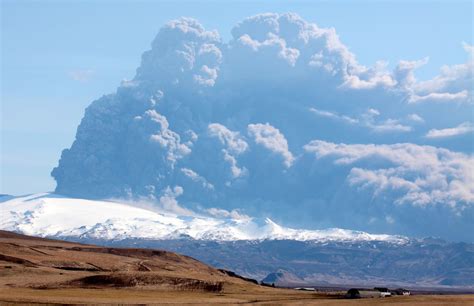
[[0, 230, 257, 289], [1, 231, 473, 305], [0, 230, 310, 304]]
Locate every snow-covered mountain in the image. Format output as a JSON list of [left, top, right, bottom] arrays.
[[0, 193, 407, 243]]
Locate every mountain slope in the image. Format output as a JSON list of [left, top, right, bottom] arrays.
[[0, 230, 255, 291]]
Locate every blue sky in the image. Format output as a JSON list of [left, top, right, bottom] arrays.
[[1, 0, 473, 195]]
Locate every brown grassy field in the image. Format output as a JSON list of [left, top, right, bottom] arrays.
[[1, 287, 473, 305], [0, 230, 472, 305]]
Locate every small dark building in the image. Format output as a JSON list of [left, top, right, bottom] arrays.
[[346, 288, 361, 299], [346, 288, 388, 298], [374, 287, 389, 292]]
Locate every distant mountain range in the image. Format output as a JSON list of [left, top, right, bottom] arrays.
[[1, 193, 473, 288]]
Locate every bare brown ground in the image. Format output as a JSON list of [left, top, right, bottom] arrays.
[[0, 231, 472, 305], [0, 288, 473, 305]]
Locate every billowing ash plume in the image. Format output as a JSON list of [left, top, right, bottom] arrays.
[[52, 13, 474, 241]]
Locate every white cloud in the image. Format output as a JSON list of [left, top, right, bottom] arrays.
[[205, 207, 252, 222], [193, 65, 219, 86], [144, 110, 191, 164], [133, 13, 473, 105], [158, 186, 194, 216], [366, 119, 412, 133], [304, 140, 474, 210], [208, 123, 248, 154], [247, 123, 295, 167], [426, 122, 474, 139], [309, 107, 359, 124], [404, 43, 473, 104], [408, 90, 469, 103], [342, 67, 396, 90], [225, 13, 365, 82], [183, 129, 198, 146], [365, 108, 380, 117], [310, 107, 411, 133], [208, 123, 248, 178], [236, 33, 300, 67], [181, 168, 214, 190], [223, 151, 248, 179], [394, 57, 429, 90], [407, 114, 424, 123], [68, 69, 94, 82], [136, 17, 221, 88], [385, 215, 395, 224]]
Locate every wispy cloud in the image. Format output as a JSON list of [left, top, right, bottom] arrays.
[[309, 107, 359, 124], [408, 90, 469, 104], [205, 207, 252, 222], [248, 123, 295, 167], [68, 69, 94, 82], [309, 107, 411, 133], [407, 113, 425, 123], [426, 122, 474, 139]]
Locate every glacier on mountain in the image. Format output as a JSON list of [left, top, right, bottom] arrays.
[[0, 194, 408, 243]]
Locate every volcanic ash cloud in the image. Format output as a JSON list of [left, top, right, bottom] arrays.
[[51, 13, 474, 241]]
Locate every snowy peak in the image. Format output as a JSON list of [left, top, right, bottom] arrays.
[[0, 194, 408, 244]]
